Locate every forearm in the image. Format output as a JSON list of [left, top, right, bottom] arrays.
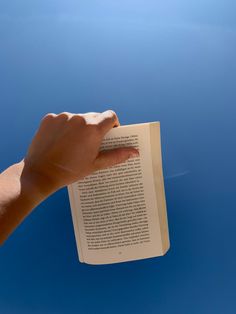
[[0, 160, 53, 244]]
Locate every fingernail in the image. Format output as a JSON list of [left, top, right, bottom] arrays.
[[129, 151, 139, 159]]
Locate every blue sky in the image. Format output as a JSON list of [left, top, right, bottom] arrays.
[[0, 1, 236, 313]]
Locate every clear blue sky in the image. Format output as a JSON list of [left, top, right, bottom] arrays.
[[0, 1, 236, 313]]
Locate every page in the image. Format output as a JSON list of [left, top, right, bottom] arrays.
[[150, 123, 170, 254], [69, 122, 166, 264]]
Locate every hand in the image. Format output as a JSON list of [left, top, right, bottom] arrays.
[[24, 110, 139, 195], [0, 110, 139, 243]]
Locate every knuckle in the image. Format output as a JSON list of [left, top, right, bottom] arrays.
[[43, 112, 56, 119], [41, 113, 56, 123], [86, 111, 100, 116], [57, 112, 71, 120], [106, 109, 117, 119], [70, 114, 86, 126], [101, 109, 119, 127]]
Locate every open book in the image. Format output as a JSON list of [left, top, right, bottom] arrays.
[[68, 122, 170, 265]]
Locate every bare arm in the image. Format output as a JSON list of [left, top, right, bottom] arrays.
[[0, 111, 139, 244]]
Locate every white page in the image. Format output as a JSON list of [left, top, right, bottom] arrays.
[[69, 123, 163, 264]]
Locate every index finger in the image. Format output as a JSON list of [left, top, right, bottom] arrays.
[[98, 110, 120, 135]]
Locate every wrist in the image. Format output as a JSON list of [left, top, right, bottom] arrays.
[[19, 160, 58, 204], [0, 160, 55, 244]]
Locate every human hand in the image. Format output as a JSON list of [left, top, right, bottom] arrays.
[[0, 110, 139, 243], [23, 110, 139, 196]]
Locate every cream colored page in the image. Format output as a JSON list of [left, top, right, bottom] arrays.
[[67, 185, 84, 262], [150, 123, 170, 253], [72, 123, 162, 264]]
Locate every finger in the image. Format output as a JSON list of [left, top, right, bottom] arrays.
[[41, 112, 72, 127], [42, 113, 57, 121], [97, 110, 120, 135], [56, 112, 74, 122], [93, 147, 139, 171], [38, 113, 57, 131], [78, 112, 101, 125], [79, 112, 100, 118]]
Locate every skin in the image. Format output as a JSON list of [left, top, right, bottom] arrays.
[[0, 110, 139, 244]]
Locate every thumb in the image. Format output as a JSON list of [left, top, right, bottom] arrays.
[[93, 147, 139, 171]]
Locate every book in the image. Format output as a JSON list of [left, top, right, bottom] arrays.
[[67, 122, 170, 265]]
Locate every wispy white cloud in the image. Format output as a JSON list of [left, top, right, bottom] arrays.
[[165, 170, 190, 180]]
